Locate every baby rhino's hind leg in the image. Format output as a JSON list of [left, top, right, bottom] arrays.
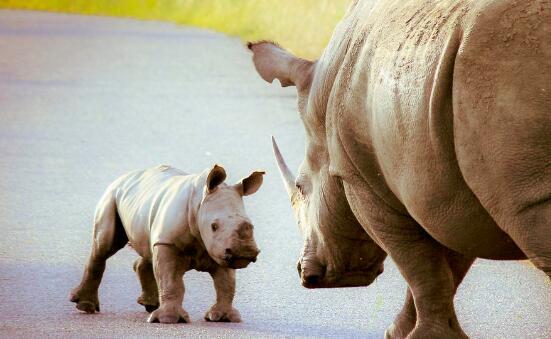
[[133, 258, 159, 312], [69, 188, 128, 313]]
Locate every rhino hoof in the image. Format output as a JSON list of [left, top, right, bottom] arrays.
[[148, 314, 187, 324], [69, 290, 100, 314], [76, 301, 100, 314], [147, 307, 190, 324], [137, 295, 159, 313], [204, 307, 241, 323], [144, 304, 159, 313], [69, 293, 79, 303]]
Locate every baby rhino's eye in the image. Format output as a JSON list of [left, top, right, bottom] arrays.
[[211, 223, 218, 232]]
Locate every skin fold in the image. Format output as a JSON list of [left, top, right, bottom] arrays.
[[249, 0, 550, 338], [70, 164, 264, 323]]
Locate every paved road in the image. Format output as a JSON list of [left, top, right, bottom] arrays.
[[0, 10, 549, 338]]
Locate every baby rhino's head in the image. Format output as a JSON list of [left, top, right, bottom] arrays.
[[197, 165, 263, 269]]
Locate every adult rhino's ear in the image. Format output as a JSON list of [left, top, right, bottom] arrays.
[[247, 41, 315, 93], [206, 164, 227, 193], [236, 170, 265, 196]]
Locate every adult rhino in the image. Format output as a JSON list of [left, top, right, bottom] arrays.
[[249, 0, 550, 338]]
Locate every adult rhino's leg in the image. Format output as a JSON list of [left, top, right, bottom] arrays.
[[380, 237, 468, 339], [385, 288, 416, 339], [445, 249, 475, 290], [133, 257, 159, 312], [205, 267, 241, 322], [343, 182, 468, 339], [435, 250, 474, 336], [385, 250, 473, 339], [69, 190, 128, 313], [147, 244, 190, 324], [508, 205, 551, 279]]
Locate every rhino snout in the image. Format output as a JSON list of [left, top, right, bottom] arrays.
[[298, 258, 326, 288], [237, 222, 254, 240], [223, 247, 260, 269]]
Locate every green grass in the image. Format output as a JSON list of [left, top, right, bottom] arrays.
[[0, 0, 351, 59]]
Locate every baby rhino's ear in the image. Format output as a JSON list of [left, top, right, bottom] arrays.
[[236, 171, 265, 196], [206, 164, 227, 193]]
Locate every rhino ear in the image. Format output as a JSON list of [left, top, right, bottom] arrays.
[[206, 164, 227, 193], [236, 170, 265, 196], [247, 41, 314, 92]]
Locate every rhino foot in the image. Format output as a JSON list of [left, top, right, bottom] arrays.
[[147, 305, 190, 324], [385, 310, 416, 339], [385, 321, 413, 339], [407, 323, 468, 339], [137, 295, 159, 313], [69, 288, 100, 314], [144, 304, 159, 313], [204, 304, 241, 323]]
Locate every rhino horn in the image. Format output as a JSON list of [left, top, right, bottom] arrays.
[[271, 136, 297, 197]]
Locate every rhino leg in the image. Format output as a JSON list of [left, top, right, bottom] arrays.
[[133, 258, 159, 312], [343, 182, 469, 339], [387, 238, 469, 338], [69, 190, 128, 313], [385, 288, 416, 339], [445, 250, 475, 289], [147, 244, 190, 324], [509, 204, 551, 279], [204, 267, 241, 322], [385, 250, 474, 339]]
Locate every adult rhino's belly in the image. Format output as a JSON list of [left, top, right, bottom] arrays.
[[337, 139, 523, 259], [399, 178, 525, 260]]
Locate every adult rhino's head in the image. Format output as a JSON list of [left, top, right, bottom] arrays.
[[197, 165, 263, 269], [248, 42, 386, 288]]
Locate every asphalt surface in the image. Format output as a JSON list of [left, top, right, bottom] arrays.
[[0, 10, 549, 339]]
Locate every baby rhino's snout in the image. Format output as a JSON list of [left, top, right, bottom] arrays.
[[236, 221, 254, 240], [223, 247, 260, 269], [223, 222, 260, 269]]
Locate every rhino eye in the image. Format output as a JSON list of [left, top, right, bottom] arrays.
[[211, 223, 219, 232], [296, 183, 305, 196]]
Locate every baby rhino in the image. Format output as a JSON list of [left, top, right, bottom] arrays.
[[70, 164, 263, 323]]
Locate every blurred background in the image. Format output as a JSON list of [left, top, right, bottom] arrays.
[[0, 0, 351, 58]]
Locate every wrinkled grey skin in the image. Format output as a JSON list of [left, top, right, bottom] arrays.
[[272, 137, 387, 288], [249, 0, 550, 338], [70, 164, 263, 323]]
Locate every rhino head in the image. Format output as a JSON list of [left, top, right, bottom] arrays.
[[197, 165, 263, 269], [249, 41, 386, 288]]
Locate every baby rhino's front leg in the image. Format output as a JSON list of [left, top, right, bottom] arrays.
[[205, 267, 241, 322], [147, 244, 191, 324]]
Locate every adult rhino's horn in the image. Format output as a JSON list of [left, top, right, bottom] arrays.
[[271, 136, 297, 197]]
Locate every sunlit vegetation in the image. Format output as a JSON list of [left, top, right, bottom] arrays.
[[0, 0, 351, 59]]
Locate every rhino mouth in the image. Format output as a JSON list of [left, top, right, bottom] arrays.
[[224, 254, 257, 269], [301, 264, 384, 289]]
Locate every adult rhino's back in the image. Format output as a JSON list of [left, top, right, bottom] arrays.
[[326, 0, 549, 259]]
